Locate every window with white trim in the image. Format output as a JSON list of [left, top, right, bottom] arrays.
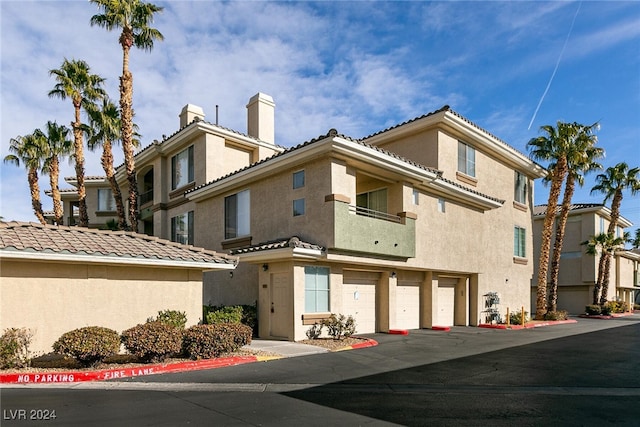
[[97, 188, 116, 211], [225, 190, 250, 239], [171, 146, 194, 190], [514, 171, 527, 204], [458, 141, 476, 177], [514, 226, 526, 258], [171, 211, 194, 245], [305, 266, 329, 312]]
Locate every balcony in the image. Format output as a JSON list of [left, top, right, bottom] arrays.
[[139, 189, 154, 206], [332, 200, 415, 259]]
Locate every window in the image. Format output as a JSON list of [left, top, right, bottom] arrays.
[[457, 141, 476, 177], [293, 198, 305, 216], [171, 146, 194, 190], [225, 190, 250, 239], [412, 189, 419, 205], [514, 226, 526, 258], [356, 188, 387, 213], [599, 217, 605, 233], [438, 198, 446, 213], [305, 266, 329, 312], [97, 188, 116, 211], [293, 170, 305, 189], [171, 211, 194, 245], [514, 171, 527, 204]]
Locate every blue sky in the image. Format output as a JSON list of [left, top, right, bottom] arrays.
[[1, 1, 639, 236]]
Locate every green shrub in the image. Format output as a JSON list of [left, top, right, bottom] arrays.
[[585, 304, 602, 315], [206, 306, 243, 325], [306, 323, 323, 340], [240, 304, 258, 336], [603, 300, 628, 314], [121, 321, 182, 363], [0, 327, 33, 369], [544, 310, 568, 321], [182, 323, 252, 360], [509, 310, 529, 325], [53, 326, 120, 367], [634, 303, 640, 311], [322, 314, 356, 339], [600, 303, 612, 315], [148, 309, 187, 329]]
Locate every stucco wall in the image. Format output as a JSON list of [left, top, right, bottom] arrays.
[[1, 259, 204, 356]]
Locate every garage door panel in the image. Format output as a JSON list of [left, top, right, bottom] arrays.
[[437, 284, 455, 326], [396, 284, 420, 330], [342, 280, 376, 334]]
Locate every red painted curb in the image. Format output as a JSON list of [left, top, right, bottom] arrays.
[[388, 329, 409, 335], [431, 326, 450, 331], [350, 339, 379, 349], [0, 356, 258, 385], [478, 319, 577, 330]]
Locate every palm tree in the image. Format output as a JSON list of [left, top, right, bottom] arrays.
[[4, 133, 48, 225], [547, 122, 603, 312], [590, 162, 640, 304], [632, 229, 640, 249], [49, 58, 106, 227], [39, 122, 73, 226], [527, 121, 577, 318], [90, 0, 164, 232], [582, 232, 628, 305], [85, 98, 128, 230]]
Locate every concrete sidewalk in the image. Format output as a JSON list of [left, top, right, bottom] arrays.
[[245, 340, 329, 357]]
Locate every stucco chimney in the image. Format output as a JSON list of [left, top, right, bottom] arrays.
[[246, 93, 275, 144], [179, 104, 205, 128]]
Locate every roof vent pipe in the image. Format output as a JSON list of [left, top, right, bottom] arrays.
[[216, 105, 219, 125]]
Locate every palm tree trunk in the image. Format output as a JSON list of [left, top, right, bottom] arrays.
[[548, 174, 576, 313], [100, 140, 128, 230], [120, 34, 138, 232], [594, 252, 606, 304], [49, 155, 63, 225], [28, 168, 46, 225], [73, 102, 88, 227], [599, 190, 623, 305], [536, 158, 567, 319], [600, 251, 612, 305]]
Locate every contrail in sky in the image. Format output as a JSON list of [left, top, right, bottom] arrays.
[[528, 2, 582, 130]]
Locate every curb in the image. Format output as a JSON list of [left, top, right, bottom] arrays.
[[578, 312, 636, 320], [1, 339, 378, 385], [478, 319, 578, 330]]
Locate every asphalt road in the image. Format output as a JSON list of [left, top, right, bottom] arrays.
[[2, 316, 639, 426]]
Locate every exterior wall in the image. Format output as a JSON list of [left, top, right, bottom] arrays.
[[1, 259, 203, 355]]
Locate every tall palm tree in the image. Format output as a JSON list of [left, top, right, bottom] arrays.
[[85, 98, 128, 230], [4, 133, 48, 225], [590, 162, 640, 304], [90, 0, 164, 232], [49, 58, 106, 227], [632, 229, 640, 249], [547, 122, 603, 312], [582, 232, 629, 305], [527, 121, 577, 318], [39, 122, 73, 226]]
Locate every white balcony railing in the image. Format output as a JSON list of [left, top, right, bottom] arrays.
[[348, 205, 401, 223]]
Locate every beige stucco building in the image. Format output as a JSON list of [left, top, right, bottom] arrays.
[[532, 204, 638, 314], [0, 222, 237, 355]]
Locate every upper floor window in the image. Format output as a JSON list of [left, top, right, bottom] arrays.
[[356, 188, 387, 213], [171, 146, 194, 190], [225, 190, 250, 239], [412, 189, 419, 205], [599, 217, 605, 233], [97, 188, 116, 211], [293, 198, 305, 216], [293, 170, 305, 189], [514, 171, 527, 204], [305, 266, 330, 313], [514, 226, 526, 258], [171, 211, 194, 245], [438, 198, 446, 213], [458, 141, 476, 177]]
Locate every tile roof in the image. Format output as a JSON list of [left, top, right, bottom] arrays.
[[0, 221, 237, 267], [533, 203, 604, 217], [230, 236, 324, 255]]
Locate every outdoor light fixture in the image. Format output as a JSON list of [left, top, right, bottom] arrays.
[[262, 264, 269, 271], [229, 271, 234, 278], [391, 272, 397, 279]]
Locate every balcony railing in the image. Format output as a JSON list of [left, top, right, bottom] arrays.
[[139, 189, 154, 206], [348, 205, 401, 223]]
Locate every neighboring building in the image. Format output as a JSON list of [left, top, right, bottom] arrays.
[[0, 221, 237, 355], [186, 105, 546, 340], [532, 204, 638, 314]]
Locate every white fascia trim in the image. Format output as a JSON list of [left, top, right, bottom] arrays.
[[535, 206, 633, 228], [235, 247, 324, 263], [430, 179, 504, 210], [0, 250, 237, 271]]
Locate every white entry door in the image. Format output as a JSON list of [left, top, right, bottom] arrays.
[[270, 273, 290, 338], [437, 284, 456, 326]]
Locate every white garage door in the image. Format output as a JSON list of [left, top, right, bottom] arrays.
[[557, 287, 591, 315], [342, 272, 378, 334], [437, 283, 456, 326], [396, 283, 420, 330]]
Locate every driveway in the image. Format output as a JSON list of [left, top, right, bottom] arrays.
[[2, 316, 639, 426]]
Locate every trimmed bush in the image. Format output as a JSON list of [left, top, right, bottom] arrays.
[[635, 303, 640, 311], [509, 310, 529, 325], [604, 300, 629, 314], [53, 326, 120, 367], [585, 304, 602, 315], [0, 327, 33, 369], [306, 323, 323, 340], [121, 321, 182, 363], [322, 314, 356, 339], [544, 310, 568, 321], [600, 303, 612, 315], [206, 306, 243, 325], [182, 323, 252, 360], [148, 309, 187, 329]]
